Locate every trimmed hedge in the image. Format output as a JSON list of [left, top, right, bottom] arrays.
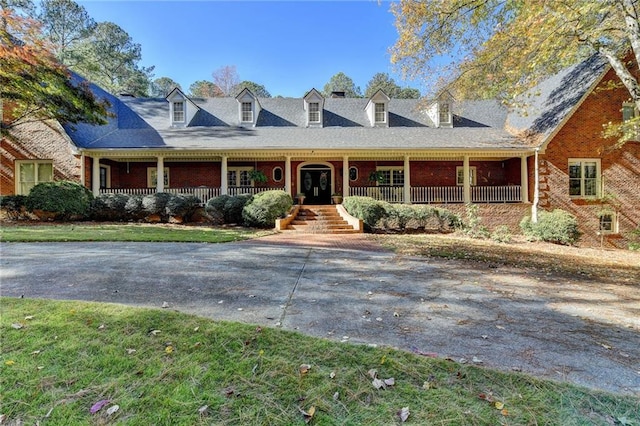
[[342, 196, 389, 230], [90, 193, 130, 221], [242, 190, 292, 228], [26, 181, 93, 220], [205, 194, 253, 224], [520, 209, 581, 245], [0, 195, 29, 220]]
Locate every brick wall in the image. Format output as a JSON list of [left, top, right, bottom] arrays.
[[538, 65, 640, 248], [439, 203, 531, 233], [1, 120, 81, 195]]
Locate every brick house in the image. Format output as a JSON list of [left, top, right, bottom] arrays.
[[1, 55, 638, 247]]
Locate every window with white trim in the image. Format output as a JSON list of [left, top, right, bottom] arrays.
[[599, 212, 617, 234], [569, 159, 600, 198], [228, 167, 253, 187], [99, 165, 111, 189], [376, 167, 403, 186], [173, 101, 185, 122], [147, 167, 170, 188], [456, 166, 477, 186], [374, 103, 386, 123], [15, 160, 53, 195], [273, 167, 283, 182], [439, 102, 451, 124], [308, 102, 320, 123], [349, 166, 358, 181], [241, 102, 253, 122]]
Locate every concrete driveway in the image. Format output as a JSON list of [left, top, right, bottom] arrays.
[[1, 235, 638, 396]]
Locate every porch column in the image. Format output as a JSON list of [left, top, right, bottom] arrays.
[[220, 156, 228, 195], [156, 156, 164, 192], [285, 156, 292, 196], [463, 155, 471, 204], [403, 155, 411, 204], [91, 156, 100, 196], [521, 155, 529, 203], [342, 156, 349, 197], [532, 148, 539, 222]]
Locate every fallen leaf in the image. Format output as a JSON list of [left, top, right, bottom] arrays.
[[193, 326, 199, 332], [106, 405, 119, 416], [472, 356, 483, 364], [501, 408, 509, 416], [329, 371, 336, 379], [5, 360, 15, 366], [11, 323, 23, 330], [398, 406, 410, 422], [31, 350, 41, 355], [372, 378, 386, 389], [601, 343, 612, 350], [299, 406, 316, 424], [162, 302, 169, 308], [368, 369, 378, 379], [393, 311, 400, 317], [384, 378, 395, 386], [333, 392, 339, 401], [126, 348, 137, 355], [165, 346, 174, 354], [89, 399, 110, 414], [198, 405, 208, 415], [98, 324, 105, 330], [24, 315, 34, 320], [149, 330, 161, 336], [495, 401, 504, 410], [299, 364, 311, 374], [422, 381, 432, 389], [0, 414, 6, 423]]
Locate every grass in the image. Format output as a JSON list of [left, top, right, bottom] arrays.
[[0, 223, 274, 243], [2, 298, 638, 425]]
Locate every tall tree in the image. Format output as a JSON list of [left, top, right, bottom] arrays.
[[397, 87, 421, 99], [38, 0, 95, 66], [234, 80, 271, 98], [322, 72, 362, 98], [364, 72, 419, 98], [188, 80, 223, 97], [212, 65, 239, 97], [1, 8, 109, 130], [71, 21, 153, 97], [391, 0, 640, 145], [150, 77, 180, 97]]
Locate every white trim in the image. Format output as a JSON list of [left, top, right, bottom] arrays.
[[14, 160, 54, 195], [147, 166, 170, 189], [297, 161, 336, 195], [456, 165, 477, 186], [598, 211, 618, 234], [272, 166, 283, 182], [228, 166, 254, 187], [99, 164, 111, 189], [375, 165, 404, 186], [568, 158, 601, 198]]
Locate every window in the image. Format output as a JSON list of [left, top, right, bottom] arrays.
[[599, 212, 617, 234], [569, 159, 600, 197], [147, 167, 170, 188], [241, 102, 253, 122], [374, 103, 386, 123], [173, 101, 185, 122], [622, 103, 638, 122], [439, 102, 451, 124], [376, 167, 403, 186], [456, 166, 477, 186], [228, 167, 253, 187], [349, 166, 358, 181], [99, 165, 111, 189], [308, 102, 320, 123], [273, 167, 283, 182], [15, 160, 53, 195]]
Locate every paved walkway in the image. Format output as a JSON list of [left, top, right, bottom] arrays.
[[1, 234, 639, 396]]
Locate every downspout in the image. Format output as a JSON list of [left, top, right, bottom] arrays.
[[532, 148, 540, 223]]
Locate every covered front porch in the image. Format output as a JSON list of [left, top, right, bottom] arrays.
[[85, 149, 532, 206]]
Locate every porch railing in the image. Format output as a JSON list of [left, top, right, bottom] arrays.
[[411, 186, 464, 204], [227, 186, 285, 196], [349, 186, 405, 203], [350, 185, 522, 204], [471, 185, 521, 203]]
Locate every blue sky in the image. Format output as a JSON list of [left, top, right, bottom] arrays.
[[77, 1, 420, 97]]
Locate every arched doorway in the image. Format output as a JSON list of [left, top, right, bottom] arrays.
[[299, 163, 332, 204]]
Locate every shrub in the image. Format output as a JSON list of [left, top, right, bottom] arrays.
[[462, 204, 489, 238], [242, 190, 292, 228], [0, 195, 29, 220], [166, 194, 202, 221], [387, 204, 416, 230], [627, 227, 640, 251], [142, 192, 173, 220], [224, 194, 253, 224], [343, 196, 389, 230], [124, 195, 145, 220], [433, 207, 462, 232], [491, 225, 512, 243], [90, 193, 130, 221], [520, 209, 581, 245], [26, 181, 93, 220]]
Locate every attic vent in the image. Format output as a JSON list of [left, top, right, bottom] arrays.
[[330, 91, 346, 98]]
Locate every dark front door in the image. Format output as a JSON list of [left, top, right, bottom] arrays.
[[301, 167, 331, 204]]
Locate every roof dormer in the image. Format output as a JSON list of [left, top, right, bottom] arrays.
[[235, 88, 261, 126], [166, 87, 199, 128], [303, 88, 324, 127], [427, 91, 454, 128], [365, 89, 390, 127]]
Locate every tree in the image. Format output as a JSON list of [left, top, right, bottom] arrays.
[[364, 72, 420, 98], [150, 77, 181, 97], [1, 8, 109, 130], [38, 0, 95, 66], [322, 72, 362, 97], [398, 87, 421, 99], [234, 80, 271, 98], [188, 80, 223, 97], [391, 0, 640, 145], [212, 65, 239, 97], [71, 21, 153, 97]]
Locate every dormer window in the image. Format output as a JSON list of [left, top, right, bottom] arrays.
[[303, 88, 325, 127], [439, 101, 451, 125], [241, 102, 253, 122], [375, 103, 386, 123], [173, 101, 185, 122], [309, 102, 320, 123]]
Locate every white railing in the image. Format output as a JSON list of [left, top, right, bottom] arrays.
[[100, 188, 155, 196], [101, 187, 221, 204], [471, 185, 521, 203], [349, 186, 404, 203], [411, 186, 464, 204], [228, 186, 285, 196]]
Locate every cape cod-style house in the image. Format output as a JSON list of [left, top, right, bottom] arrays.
[[2, 55, 639, 247]]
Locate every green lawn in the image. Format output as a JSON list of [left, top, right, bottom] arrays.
[[0, 223, 273, 243], [1, 298, 638, 425]]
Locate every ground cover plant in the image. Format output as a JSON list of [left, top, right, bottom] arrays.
[[0, 224, 273, 243], [2, 298, 638, 425]]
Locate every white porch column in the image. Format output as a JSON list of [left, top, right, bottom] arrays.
[[532, 148, 540, 222], [521, 155, 529, 203], [463, 155, 471, 204], [91, 156, 100, 196], [156, 156, 164, 192], [403, 155, 411, 204], [285, 156, 292, 196], [220, 156, 228, 195], [342, 156, 349, 197]]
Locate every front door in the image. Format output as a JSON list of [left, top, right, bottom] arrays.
[[301, 167, 331, 204]]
